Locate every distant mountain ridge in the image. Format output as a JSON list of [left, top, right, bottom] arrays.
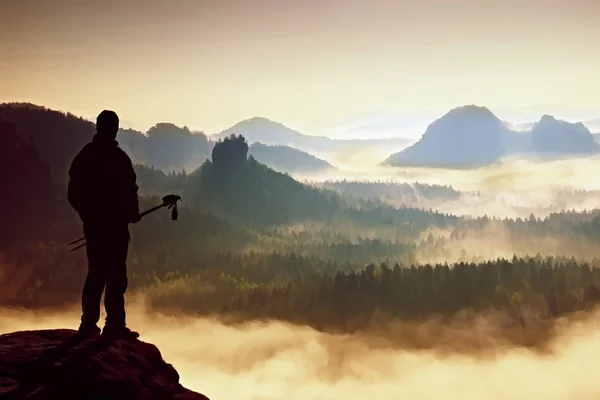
[[118, 123, 212, 172], [384, 105, 600, 168], [0, 104, 341, 177], [3, 102, 598, 174], [531, 115, 599, 157], [213, 117, 411, 154]]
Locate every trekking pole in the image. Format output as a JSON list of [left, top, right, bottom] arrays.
[[68, 194, 181, 252]]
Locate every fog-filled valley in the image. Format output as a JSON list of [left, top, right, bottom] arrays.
[[4, 304, 600, 400], [4, 103, 600, 399]]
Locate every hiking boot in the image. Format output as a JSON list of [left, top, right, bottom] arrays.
[[77, 323, 101, 336], [101, 326, 140, 340]]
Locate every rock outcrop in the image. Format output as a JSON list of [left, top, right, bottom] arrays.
[[0, 329, 209, 400]]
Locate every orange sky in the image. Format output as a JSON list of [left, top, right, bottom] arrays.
[[1, 0, 599, 136]]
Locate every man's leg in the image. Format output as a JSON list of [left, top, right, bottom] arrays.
[[103, 227, 138, 338], [104, 236, 127, 329], [79, 236, 105, 334]]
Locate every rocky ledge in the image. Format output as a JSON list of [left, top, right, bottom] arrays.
[[0, 329, 209, 400]]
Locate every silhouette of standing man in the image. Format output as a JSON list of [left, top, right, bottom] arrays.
[[68, 110, 140, 339]]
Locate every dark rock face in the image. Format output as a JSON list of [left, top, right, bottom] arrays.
[[0, 329, 209, 400]]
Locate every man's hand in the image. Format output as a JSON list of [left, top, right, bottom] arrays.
[[129, 213, 141, 224]]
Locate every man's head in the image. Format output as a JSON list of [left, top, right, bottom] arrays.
[[96, 110, 119, 139]]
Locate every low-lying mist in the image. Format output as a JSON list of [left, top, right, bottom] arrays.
[[3, 302, 600, 400], [415, 222, 600, 265], [295, 154, 600, 220]]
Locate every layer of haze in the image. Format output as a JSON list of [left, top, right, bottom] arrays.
[[3, 303, 600, 400], [298, 154, 600, 219], [2, 0, 600, 135]]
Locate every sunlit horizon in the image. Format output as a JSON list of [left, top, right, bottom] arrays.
[[2, 0, 600, 137]]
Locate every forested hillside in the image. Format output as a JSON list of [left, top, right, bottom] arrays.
[[0, 119, 75, 248], [318, 180, 462, 203], [132, 134, 454, 232], [0, 103, 96, 183]]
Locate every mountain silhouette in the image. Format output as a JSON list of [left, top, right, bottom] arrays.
[[384, 105, 600, 167], [383, 105, 516, 168], [0, 104, 338, 178], [4, 103, 597, 175], [531, 115, 600, 157]]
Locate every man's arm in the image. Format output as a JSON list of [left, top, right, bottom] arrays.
[[120, 149, 140, 223], [67, 149, 87, 217]]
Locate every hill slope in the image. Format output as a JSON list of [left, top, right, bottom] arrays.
[[181, 135, 453, 232], [0, 103, 96, 182], [248, 142, 335, 174], [186, 135, 340, 227], [0, 103, 214, 177], [0, 329, 208, 400], [0, 104, 344, 177], [0, 119, 74, 249]]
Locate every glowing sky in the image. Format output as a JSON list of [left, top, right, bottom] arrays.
[[1, 0, 599, 136]]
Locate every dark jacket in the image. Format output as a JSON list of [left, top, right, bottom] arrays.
[[68, 134, 139, 227]]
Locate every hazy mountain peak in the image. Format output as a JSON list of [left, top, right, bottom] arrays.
[[148, 122, 190, 131], [424, 105, 505, 137], [245, 116, 276, 123], [234, 116, 285, 129], [425, 105, 506, 137], [234, 117, 317, 139], [215, 116, 304, 146], [534, 115, 591, 134], [444, 105, 499, 120], [385, 104, 600, 167], [384, 105, 513, 167], [539, 114, 556, 123], [530, 115, 598, 155]]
